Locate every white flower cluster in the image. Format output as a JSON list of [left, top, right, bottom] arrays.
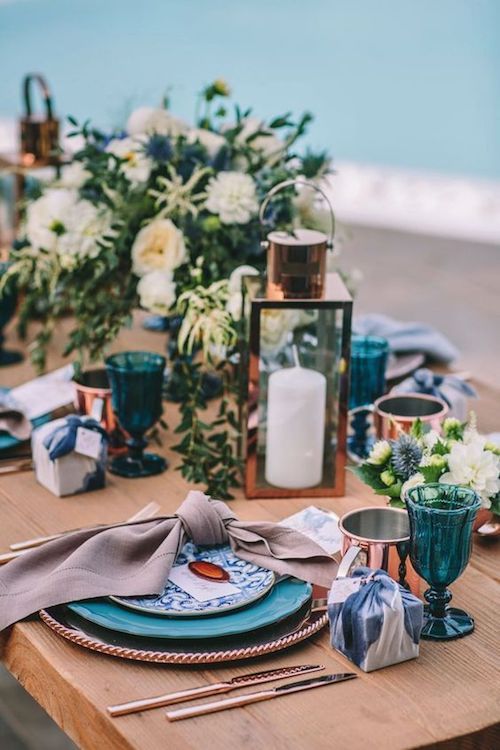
[[25, 188, 113, 265], [131, 218, 187, 315], [439, 430, 500, 507], [205, 171, 258, 225]]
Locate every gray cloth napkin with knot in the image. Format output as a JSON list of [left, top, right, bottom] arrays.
[[0, 490, 338, 631]]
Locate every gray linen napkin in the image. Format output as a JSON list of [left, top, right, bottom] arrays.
[[0, 490, 338, 631], [353, 313, 459, 363]]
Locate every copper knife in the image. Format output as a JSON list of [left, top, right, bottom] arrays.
[[166, 672, 357, 721], [108, 664, 324, 717]]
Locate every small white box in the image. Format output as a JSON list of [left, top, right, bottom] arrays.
[[32, 417, 107, 497]]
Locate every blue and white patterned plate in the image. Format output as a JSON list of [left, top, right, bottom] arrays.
[[111, 543, 276, 617]]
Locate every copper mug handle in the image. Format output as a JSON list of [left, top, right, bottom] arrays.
[[337, 545, 364, 579], [259, 178, 335, 247]]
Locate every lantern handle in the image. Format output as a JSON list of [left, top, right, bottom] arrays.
[[23, 73, 55, 120], [259, 178, 335, 248]]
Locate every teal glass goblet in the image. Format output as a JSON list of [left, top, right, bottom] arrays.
[[405, 483, 481, 640], [105, 351, 167, 478]]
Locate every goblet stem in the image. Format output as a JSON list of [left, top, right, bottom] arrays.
[[424, 586, 452, 619], [349, 410, 371, 458], [127, 435, 147, 462]]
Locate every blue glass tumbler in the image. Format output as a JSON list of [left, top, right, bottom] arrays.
[[405, 483, 481, 640], [348, 335, 389, 459], [106, 351, 167, 478]]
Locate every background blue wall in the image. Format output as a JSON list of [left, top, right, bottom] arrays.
[[1, 0, 499, 178]]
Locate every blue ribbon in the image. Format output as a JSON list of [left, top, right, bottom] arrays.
[[42, 416, 108, 461], [401, 368, 476, 408]]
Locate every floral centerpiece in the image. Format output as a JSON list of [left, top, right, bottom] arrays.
[[354, 417, 500, 517], [3, 79, 331, 370], [2, 80, 337, 497]]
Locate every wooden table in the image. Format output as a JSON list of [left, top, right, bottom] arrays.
[[1, 315, 499, 750]]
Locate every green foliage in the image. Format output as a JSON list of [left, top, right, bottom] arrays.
[[172, 359, 242, 498]]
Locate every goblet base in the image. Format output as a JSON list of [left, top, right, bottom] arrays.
[[109, 452, 168, 478], [421, 606, 475, 640], [0, 348, 24, 366]]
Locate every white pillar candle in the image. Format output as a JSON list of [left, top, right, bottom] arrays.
[[265, 361, 327, 489]]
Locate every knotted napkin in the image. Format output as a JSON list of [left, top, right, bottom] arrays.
[[0, 491, 338, 631]]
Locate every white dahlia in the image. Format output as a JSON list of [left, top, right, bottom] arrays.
[[25, 188, 112, 260], [205, 171, 258, 224]]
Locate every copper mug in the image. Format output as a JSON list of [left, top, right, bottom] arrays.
[[338, 506, 420, 595], [73, 368, 126, 454], [373, 392, 448, 440]]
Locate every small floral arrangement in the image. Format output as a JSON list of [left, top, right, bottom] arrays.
[[354, 417, 500, 515], [3, 79, 332, 371]]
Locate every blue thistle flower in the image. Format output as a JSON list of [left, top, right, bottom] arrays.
[[145, 134, 173, 163], [391, 433, 423, 481]]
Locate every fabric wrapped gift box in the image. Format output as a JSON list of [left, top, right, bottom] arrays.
[[328, 567, 423, 672], [32, 416, 108, 497]]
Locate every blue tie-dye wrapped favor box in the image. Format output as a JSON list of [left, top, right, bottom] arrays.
[[328, 567, 423, 672]]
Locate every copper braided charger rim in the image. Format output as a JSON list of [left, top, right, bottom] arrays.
[[39, 608, 328, 664]]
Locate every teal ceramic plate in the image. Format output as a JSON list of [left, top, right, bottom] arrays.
[[67, 578, 311, 640]]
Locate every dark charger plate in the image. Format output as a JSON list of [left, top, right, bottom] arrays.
[[39, 600, 328, 665]]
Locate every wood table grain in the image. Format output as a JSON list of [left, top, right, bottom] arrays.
[[0, 314, 499, 750]]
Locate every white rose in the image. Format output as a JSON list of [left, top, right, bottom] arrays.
[[25, 188, 112, 259], [58, 161, 91, 189], [127, 107, 188, 138], [131, 218, 187, 277], [401, 473, 425, 500], [137, 270, 176, 315], [188, 128, 225, 158], [367, 440, 392, 466], [440, 435, 500, 506], [106, 136, 152, 184], [205, 171, 258, 224], [235, 116, 283, 165]]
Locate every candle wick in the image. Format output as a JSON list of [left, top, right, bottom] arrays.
[[292, 344, 301, 368]]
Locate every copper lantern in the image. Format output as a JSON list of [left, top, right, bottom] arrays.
[[241, 268, 352, 499]]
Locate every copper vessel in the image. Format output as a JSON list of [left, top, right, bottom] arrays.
[[73, 368, 126, 454], [259, 179, 335, 300], [337, 506, 420, 595], [374, 393, 448, 440], [20, 74, 60, 167]]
